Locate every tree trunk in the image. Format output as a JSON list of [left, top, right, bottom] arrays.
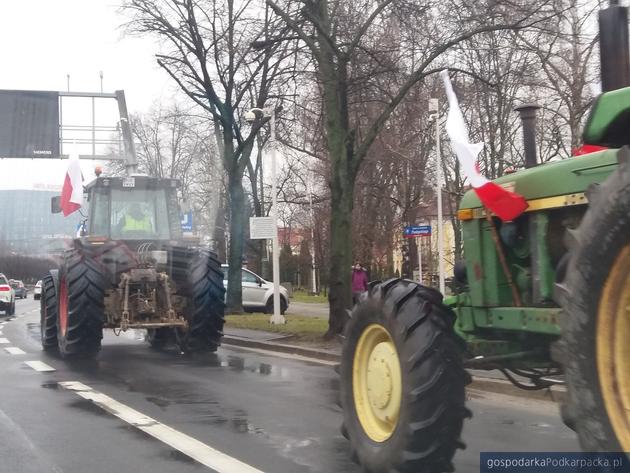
[[226, 170, 245, 313], [318, 55, 357, 338], [325, 160, 355, 338]]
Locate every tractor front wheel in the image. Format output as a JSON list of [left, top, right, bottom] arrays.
[[340, 279, 470, 473], [146, 328, 172, 349]]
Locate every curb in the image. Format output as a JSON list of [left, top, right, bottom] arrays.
[[222, 336, 341, 362], [221, 336, 566, 402]]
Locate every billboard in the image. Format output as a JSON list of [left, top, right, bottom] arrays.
[[0, 90, 60, 158]]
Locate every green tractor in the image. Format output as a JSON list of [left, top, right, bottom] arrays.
[[40, 100, 224, 359], [339, 2, 630, 472]]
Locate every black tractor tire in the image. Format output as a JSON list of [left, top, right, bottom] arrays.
[[265, 296, 288, 315], [170, 247, 225, 353], [146, 328, 172, 349], [57, 249, 106, 359], [554, 151, 630, 452], [40, 273, 58, 351], [340, 278, 471, 473]]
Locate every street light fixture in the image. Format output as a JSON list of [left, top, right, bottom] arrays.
[[245, 107, 285, 324]]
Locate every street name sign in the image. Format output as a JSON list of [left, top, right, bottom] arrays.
[[403, 225, 432, 238]]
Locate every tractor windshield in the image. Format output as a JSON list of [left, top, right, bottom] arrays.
[[91, 187, 175, 240]]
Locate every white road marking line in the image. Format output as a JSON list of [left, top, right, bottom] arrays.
[[223, 344, 337, 366], [5, 347, 26, 355], [24, 361, 55, 372], [0, 338, 9, 344], [59, 382, 265, 473]]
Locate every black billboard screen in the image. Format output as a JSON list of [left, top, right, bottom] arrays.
[[0, 90, 60, 158]]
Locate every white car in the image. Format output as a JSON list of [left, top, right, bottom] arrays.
[[221, 265, 289, 314], [0, 273, 15, 316], [34, 280, 43, 300]]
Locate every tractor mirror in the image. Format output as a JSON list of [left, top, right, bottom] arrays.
[[51, 196, 62, 214]]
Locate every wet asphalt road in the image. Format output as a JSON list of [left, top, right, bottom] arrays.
[[0, 298, 579, 473]]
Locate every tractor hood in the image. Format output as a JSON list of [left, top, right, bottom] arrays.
[[459, 149, 619, 211]]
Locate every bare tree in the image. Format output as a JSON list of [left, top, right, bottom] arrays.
[[123, 0, 296, 311], [518, 0, 599, 155], [131, 105, 203, 199], [266, 0, 557, 336]]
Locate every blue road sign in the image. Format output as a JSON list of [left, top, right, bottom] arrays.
[[181, 211, 193, 232], [403, 225, 431, 238]]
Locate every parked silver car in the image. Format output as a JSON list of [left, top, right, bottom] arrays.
[[0, 273, 15, 315], [33, 280, 43, 300], [221, 265, 289, 314]]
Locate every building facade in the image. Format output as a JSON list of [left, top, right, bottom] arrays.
[[0, 189, 80, 255]]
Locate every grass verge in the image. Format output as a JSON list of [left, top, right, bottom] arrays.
[[225, 313, 328, 342], [290, 290, 328, 304]]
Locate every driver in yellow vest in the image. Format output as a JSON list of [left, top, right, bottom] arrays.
[[120, 203, 152, 233]]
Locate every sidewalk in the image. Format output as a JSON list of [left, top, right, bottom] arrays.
[[222, 327, 566, 402], [285, 301, 328, 318]]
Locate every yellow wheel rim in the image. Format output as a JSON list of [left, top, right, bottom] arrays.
[[597, 243, 630, 450], [352, 324, 402, 442]]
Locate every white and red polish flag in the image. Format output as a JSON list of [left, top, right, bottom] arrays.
[[60, 153, 84, 216], [440, 70, 527, 221]]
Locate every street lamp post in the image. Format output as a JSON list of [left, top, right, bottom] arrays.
[[307, 175, 318, 294], [429, 98, 446, 295], [246, 107, 285, 324]]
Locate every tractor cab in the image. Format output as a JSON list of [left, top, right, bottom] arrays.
[[53, 175, 184, 242], [85, 175, 183, 242]]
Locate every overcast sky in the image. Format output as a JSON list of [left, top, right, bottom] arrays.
[[0, 0, 176, 190]]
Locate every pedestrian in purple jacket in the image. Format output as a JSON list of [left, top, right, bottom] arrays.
[[351, 262, 369, 305]]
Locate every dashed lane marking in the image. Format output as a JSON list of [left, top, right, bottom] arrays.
[[5, 347, 26, 355], [59, 381, 266, 473], [0, 338, 9, 344], [24, 361, 55, 372]]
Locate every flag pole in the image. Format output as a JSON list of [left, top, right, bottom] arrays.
[[431, 98, 446, 294]]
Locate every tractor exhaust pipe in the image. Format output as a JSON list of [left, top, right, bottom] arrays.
[[515, 103, 540, 169], [599, 0, 630, 92]]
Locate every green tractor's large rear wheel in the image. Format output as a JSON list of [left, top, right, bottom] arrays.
[[340, 279, 471, 473], [556, 150, 630, 451]]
